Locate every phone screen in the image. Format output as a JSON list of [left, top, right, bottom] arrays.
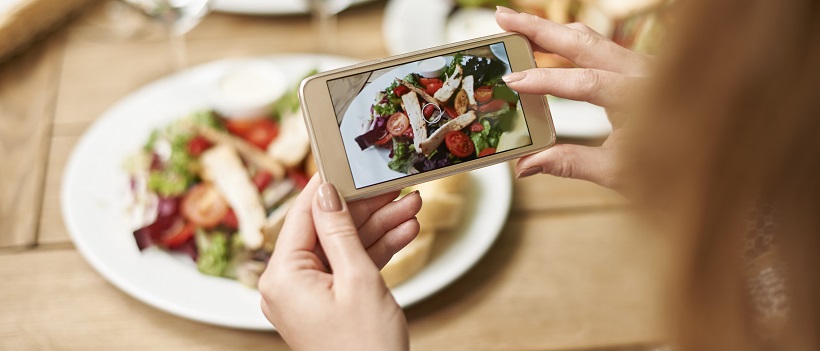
[[327, 42, 533, 189]]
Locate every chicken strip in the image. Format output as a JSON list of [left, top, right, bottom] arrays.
[[397, 79, 437, 105], [200, 144, 266, 249], [461, 75, 477, 110], [419, 111, 476, 155], [400, 91, 428, 153], [433, 64, 463, 104]]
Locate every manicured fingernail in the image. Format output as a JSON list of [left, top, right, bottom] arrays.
[[516, 166, 543, 179], [318, 183, 343, 212], [502, 71, 526, 83], [496, 6, 518, 14]]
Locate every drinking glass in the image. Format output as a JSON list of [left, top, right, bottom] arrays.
[[307, 0, 355, 53], [121, 0, 211, 70]]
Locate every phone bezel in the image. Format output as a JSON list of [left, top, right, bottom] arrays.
[[299, 32, 556, 200]]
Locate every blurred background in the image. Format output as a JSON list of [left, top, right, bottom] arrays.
[[1, 0, 672, 350]]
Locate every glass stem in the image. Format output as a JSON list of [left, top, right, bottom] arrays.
[[168, 30, 188, 71], [312, 5, 338, 54]]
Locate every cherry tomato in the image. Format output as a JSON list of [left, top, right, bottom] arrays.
[[444, 106, 459, 119], [187, 135, 212, 156], [422, 104, 438, 118], [387, 112, 410, 136], [478, 147, 496, 157], [478, 99, 507, 113], [221, 208, 238, 230], [159, 220, 196, 248], [252, 171, 273, 192], [426, 82, 444, 95], [475, 86, 494, 103], [419, 77, 442, 86], [445, 131, 475, 158], [181, 183, 229, 229], [392, 85, 409, 97], [224, 118, 279, 149], [469, 122, 484, 133]]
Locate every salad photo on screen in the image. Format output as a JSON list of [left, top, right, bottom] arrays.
[[333, 43, 533, 188]]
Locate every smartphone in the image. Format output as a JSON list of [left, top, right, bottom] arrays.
[[299, 32, 555, 200]]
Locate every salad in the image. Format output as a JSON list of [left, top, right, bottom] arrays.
[[354, 53, 520, 175], [125, 71, 315, 288]]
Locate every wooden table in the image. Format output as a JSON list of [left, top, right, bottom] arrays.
[[0, 2, 668, 350]]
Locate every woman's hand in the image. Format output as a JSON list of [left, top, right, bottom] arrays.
[[496, 6, 650, 189], [259, 175, 422, 351]]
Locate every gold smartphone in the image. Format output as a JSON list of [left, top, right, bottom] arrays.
[[299, 32, 555, 200]]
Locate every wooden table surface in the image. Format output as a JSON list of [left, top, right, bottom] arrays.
[[0, 2, 669, 350]]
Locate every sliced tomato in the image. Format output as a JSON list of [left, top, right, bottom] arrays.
[[374, 133, 393, 146], [425, 82, 444, 96], [478, 99, 507, 113], [402, 127, 414, 138], [252, 171, 273, 192], [478, 147, 496, 157], [181, 183, 229, 229], [475, 86, 494, 103], [387, 112, 410, 136], [187, 135, 212, 156], [419, 77, 442, 86], [443, 106, 459, 119], [160, 220, 196, 248], [445, 131, 475, 158], [224, 118, 279, 149], [221, 208, 238, 230], [392, 85, 409, 97]]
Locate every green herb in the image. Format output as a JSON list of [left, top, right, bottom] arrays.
[[470, 119, 503, 156], [143, 130, 159, 152], [190, 110, 224, 130], [374, 103, 398, 117], [388, 140, 418, 173], [404, 73, 422, 88], [462, 56, 506, 86], [443, 53, 464, 78], [195, 230, 231, 277]]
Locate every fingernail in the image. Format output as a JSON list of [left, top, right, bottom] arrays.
[[496, 6, 518, 14], [516, 166, 543, 179], [318, 183, 343, 212], [502, 71, 526, 83]]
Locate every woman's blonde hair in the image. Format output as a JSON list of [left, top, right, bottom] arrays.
[[626, 0, 820, 349]]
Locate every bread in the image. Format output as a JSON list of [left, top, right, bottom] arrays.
[[380, 229, 436, 288], [379, 173, 471, 287]]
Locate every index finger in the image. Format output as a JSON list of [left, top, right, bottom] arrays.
[[495, 7, 648, 76]]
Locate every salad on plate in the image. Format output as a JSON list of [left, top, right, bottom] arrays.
[[353, 51, 526, 176], [125, 70, 316, 288]]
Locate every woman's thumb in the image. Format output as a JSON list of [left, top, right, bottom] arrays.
[[311, 182, 377, 276], [515, 144, 618, 189]]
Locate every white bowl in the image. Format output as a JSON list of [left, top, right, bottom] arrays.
[[210, 60, 287, 119], [416, 56, 447, 78]]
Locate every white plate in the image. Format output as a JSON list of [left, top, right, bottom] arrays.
[[210, 0, 375, 15], [383, 0, 612, 138], [61, 54, 513, 330]]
